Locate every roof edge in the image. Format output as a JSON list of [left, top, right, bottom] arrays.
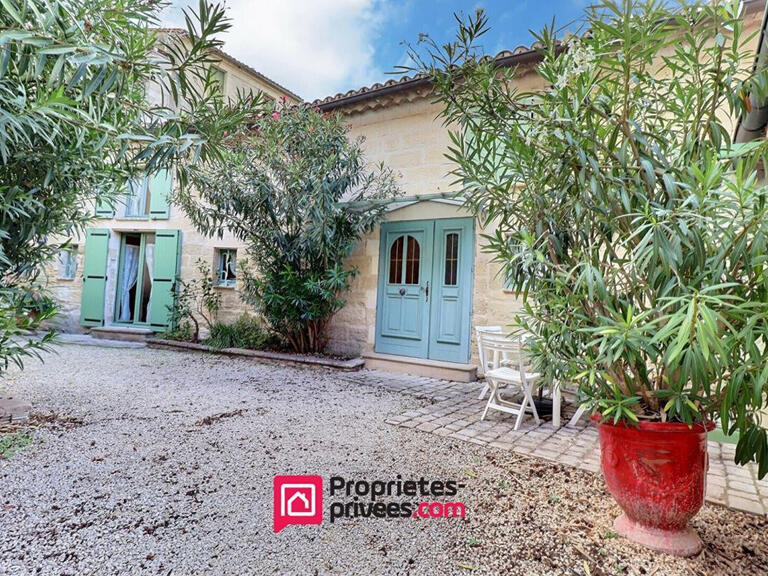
[[155, 28, 302, 102], [210, 47, 302, 103], [315, 47, 545, 113]]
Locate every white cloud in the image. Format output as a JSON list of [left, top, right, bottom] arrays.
[[163, 0, 389, 101]]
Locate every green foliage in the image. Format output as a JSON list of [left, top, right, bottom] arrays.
[[0, 286, 56, 372], [164, 259, 221, 342], [163, 321, 194, 343], [205, 314, 268, 350], [0, 431, 32, 460], [413, 1, 768, 475], [0, 0, 266, 373], [180, 105, 400, 353]]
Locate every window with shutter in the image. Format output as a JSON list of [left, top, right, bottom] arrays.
[[95, 198, 115, 218], [148, 169, 172, 219], [57, 245, 79, 280], [149, 230, 181, 329], [80, 230, 110, 326]]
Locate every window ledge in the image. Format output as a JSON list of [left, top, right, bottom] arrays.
[[215, 284, 237, 290], [56, 277, 77, 282]]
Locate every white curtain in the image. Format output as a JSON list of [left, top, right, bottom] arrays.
[[119, 245, 140, 322], [144, 243, 155, 321], [123, 178, 146, 217], [227, 252, 236, 280]]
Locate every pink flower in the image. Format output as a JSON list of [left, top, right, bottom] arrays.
[[272, 112, 281, 121]]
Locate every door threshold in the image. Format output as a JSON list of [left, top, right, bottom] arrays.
[[363, 351, 477, 382], [91, 325, 154, 342]]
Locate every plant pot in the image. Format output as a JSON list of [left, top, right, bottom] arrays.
[[511, 395, 556, 419], [591, 414, 714, 557]]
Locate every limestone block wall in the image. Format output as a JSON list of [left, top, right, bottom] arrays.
[[328, 201, 523, 364], [44, 203, 253, 334], [43, 53, 286, 334], [324, 91, 542, 363]]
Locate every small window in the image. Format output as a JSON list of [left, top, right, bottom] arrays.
[[388, 236, 404, 284], [122, 176, 150, 218], [217, 249, 237, 286], [404, 235, 420, 285], [211, 66, 226, 93], [444, 233, 459, 285], [57, 246, 78, 279]]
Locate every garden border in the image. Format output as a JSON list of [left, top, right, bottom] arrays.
[[146, 338, 365, 371]]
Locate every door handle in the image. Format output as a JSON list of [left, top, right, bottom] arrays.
[[424, 281, 429, 301], [399, 287, 406, 296]]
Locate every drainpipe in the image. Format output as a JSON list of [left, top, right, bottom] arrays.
[[734, 0, 768, 143]]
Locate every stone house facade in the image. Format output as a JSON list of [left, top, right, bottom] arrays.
[[47, 42, 299, 337], [47, 4, 766, 382]]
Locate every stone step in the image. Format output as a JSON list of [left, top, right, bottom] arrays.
[[363, 351, 477, 382], [90, 326, 155, 342], [0, 398, 32, 424]]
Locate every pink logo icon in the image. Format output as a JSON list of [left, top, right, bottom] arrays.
[[273, 475, 323, 533]]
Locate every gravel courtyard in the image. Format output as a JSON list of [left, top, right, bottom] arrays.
[[1, 345, 767, 576]]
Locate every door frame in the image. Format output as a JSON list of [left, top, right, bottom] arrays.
[[113, 231, 153, 327], [374, 219, 434, 358], [374, 217, 475, 363]]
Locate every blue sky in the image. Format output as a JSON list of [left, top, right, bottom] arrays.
[[164, 1, 590, 101], [375, 1, 587, 74]]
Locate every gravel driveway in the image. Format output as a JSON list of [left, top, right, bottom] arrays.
[[1, 345, 766, 576]]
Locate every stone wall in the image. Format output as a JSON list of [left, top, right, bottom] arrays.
[[44, 54, 283, 334], [323, 82, 550, 364], [44, 7, 764, 359]]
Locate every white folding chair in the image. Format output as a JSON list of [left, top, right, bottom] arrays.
[[475, 325, 503, 399], [481, 333, 542, 430]]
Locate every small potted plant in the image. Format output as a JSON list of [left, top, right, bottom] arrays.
[[413, 0, 768, 556]]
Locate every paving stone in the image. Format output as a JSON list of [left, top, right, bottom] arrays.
[[0, 398, 32, 423], [727, 496, 765, 515], [369, 369, 766, 515], [489, 441, 514, 450], [416, 422, 441, 432], [729, 480, 757, 494], [466, 437, 488, 446]]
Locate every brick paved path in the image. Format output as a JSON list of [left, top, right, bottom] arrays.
[[342, 370, 768, 516]]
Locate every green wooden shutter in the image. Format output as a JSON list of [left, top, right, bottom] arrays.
[[80, 229, 110, 327], [148, 169, 172, 220], [95, 198, 115, 218], [149, 229, 181, 329]]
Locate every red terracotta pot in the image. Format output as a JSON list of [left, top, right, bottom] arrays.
[[592, 414, 714, 557]]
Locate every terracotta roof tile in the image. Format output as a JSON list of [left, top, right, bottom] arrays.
[[312, 48, 542, 111]]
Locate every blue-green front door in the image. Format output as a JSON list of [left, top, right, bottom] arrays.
[[375, 218, 474, 362], [375, 220, 433, 358]]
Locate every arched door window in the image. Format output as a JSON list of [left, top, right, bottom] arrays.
[[388, 235, 420, 285], [388, 236, 404, 284]]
